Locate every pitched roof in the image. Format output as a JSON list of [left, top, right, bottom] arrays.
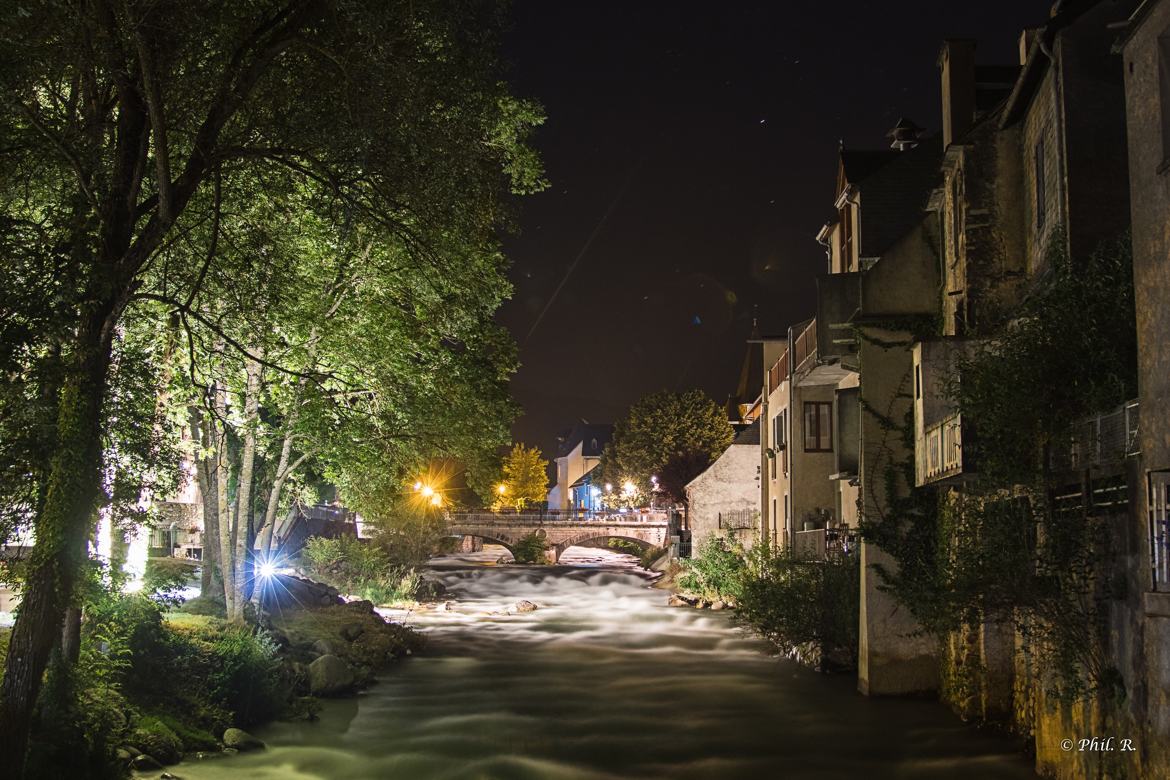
[[732, 418, 761, 446], [555, 422, 613, 458], [849, 134, 944, 258]]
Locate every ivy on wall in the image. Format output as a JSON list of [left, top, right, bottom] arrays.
[[860, 233, 1137, 703]]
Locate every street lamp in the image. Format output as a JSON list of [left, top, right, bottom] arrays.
[[421, 485, 434, 498], [497, 484, 507, 495]]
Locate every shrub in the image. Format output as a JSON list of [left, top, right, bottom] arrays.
[[678, 535, 747, 602], [639, 545, 666, 569], [511, 532, 547, 564], [300, 535, 423, 604], [736, 545, 860, 670], [206, 626, 284, 727], [143, 557, 196, 605]]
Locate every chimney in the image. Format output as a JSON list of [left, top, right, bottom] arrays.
[[938, 39, 976, 148], [887, 117, 925, 151]]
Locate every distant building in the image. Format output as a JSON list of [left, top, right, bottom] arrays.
[[685, 420, 761, 550], [546, 422, 613, 512], [568, 464, 605, 513]]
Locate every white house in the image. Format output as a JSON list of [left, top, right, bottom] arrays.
[[546, 422, 612, 512], [685, 420, 761, 550]]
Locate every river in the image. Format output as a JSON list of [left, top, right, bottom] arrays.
[[170, 546, 1035, 779]]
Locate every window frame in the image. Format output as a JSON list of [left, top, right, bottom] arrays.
[[803, 401, 834, 453]]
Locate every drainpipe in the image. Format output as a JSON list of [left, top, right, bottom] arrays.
[[786, 324, 796, 550]]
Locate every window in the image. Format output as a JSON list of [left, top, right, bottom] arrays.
[[803, 401, 833, 452], [915, 364, 922, 400], [1151, 472, 1170, 591], [839, 201, 854, 270], [1034, 136, 1046, 232], [1159, 34, 1170, 166]]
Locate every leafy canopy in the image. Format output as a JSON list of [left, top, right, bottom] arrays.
[[601, 389, 733, 502]]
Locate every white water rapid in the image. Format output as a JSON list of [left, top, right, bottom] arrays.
[[168, 546, 1035, 779]]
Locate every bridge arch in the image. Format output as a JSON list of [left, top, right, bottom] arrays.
[[445, 532, 517, 561], [554, 534, 654, 562]]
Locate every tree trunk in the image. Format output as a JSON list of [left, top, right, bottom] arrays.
[[0, 313, 112, 779], [213, 379, 235, 620], [190, 406, 220, 598], [230, 351, 263, 622]]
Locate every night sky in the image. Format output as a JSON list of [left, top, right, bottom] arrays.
[[499, 1, 1051, 459]]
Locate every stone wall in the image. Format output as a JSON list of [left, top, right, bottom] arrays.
[[686, 443, 760, 551]]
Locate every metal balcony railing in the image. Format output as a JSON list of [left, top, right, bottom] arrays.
[[1049, 400, 1140, 471]]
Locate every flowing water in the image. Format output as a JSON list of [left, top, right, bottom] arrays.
[[170, 547, 1035, 779]]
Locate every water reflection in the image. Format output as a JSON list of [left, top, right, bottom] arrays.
[[170, 546, 1034, 779]]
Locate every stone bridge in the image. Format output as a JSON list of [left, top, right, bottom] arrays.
[[445, 511, 672, 563]]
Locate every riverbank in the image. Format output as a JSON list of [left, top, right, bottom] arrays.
[[162, 546, 1034, 779]]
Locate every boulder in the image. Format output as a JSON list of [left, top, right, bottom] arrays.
[[160, 773, 182, 780], [308, 653, 356, 696], [131, 722, 182, 765], [710, 600, 727, 611], [511, 600, 539, 613], [339, 622, 366, 641], [222, 728, 265, 752], [344, 599, 375, 613], [130, 754, 164, 772], [311, 639, 335, 657]]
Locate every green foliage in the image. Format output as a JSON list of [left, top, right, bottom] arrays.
[[602, 390, 733, 502], [143, 557, 196, 606], [300, 535, 423, 605], [511, 532, 548, 564], [736, 546, 860, 670], [678, 536, 747, 602], [638, 545, 666, 569], [495, 443, 549, 511]]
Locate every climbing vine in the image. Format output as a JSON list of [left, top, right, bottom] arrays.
[[860, 234, 1136, 703]]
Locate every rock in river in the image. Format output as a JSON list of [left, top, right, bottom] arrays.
[[223, 727, 265, 752], [309, 653, 356, 696]]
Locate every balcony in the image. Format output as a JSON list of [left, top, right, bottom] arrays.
[[815, 271, 861, 369], [793, 318, 854, 387], [916, 412, 968, 486], [793, 526, 859, 560], [1049, 400, 1140, 471]]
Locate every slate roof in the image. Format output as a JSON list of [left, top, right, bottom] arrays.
[[555, 422, 613, 458], [731, 418, 761, 446], [846, 134, 944, 259]]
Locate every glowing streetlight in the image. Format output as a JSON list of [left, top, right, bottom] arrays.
[[259, 561, 277, 579], [421, 485, 434, 498], [605, 483, 613, 493], [497, 484, 507, 495], [622, 480, 636, 497]]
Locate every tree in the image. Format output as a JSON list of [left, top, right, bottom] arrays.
[[497, 444, 548, 511], [0, 2, 544, 772], [601, 390, 733, 503]]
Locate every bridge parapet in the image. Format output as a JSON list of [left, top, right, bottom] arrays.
[[444, 510, 672, 563]]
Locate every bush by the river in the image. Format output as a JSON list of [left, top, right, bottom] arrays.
[[20, 579, 289, 779], [300, 535, 424, 605], [678, 535, 860, 671], [736, 545, 860, 671], [678, 535, 748, 602], [511, 532, 548, 564]]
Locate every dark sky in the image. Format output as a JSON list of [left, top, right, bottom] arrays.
[[498, 1, 1051, 459]]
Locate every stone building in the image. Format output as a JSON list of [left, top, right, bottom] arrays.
[[684, 420, 761, 550]]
